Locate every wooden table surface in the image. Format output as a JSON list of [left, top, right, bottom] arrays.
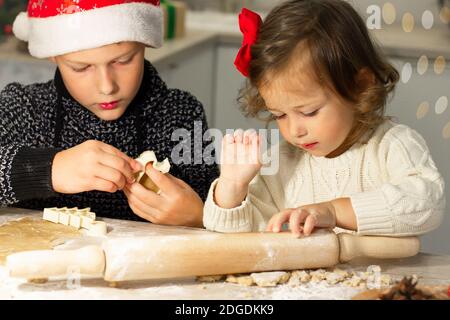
[[1, 207, 449, 300]]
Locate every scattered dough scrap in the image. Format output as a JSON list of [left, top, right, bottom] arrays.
[[288, 270, 311, 286], [310, 269, 327, 282], [250, 271, 290, 287], [380, 275, 393, 286], [343, 276, 363, 288], [226, 274, 254, 286], [324, 268, 351, 285], [197, 265, 392, 289]]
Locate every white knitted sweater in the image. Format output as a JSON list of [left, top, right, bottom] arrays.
[[203, 120, 445, 236]]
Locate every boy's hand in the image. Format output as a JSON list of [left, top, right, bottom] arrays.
[[123, 164, 204, 227], [52, 140, 141, 194], [266, 201, 337, 237], [214, 129, 263, 208]]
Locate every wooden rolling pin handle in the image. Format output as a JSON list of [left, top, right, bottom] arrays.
[[338, 233, 420, 263], [6, 245, 105, 279]]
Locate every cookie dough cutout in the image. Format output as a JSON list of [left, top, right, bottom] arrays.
[[134, 151, 171, 194], [0, 217, 80, 265], [86, 221, 108, 237], [42, 207, 107, 236]]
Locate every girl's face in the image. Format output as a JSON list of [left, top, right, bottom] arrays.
[[50, 41, 145, 121], [259, 64, 355, 158]]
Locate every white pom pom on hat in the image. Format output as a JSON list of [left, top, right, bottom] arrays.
[[12, 12, 30, 42]]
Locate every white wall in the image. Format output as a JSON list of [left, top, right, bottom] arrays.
[[387, 58, 450, 255], [349, 0, 442, 22]]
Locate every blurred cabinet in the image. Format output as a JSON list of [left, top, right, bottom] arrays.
[[0, 58, 54, 91], [213, 44, 271, 133], [154, 45, 215, 127]]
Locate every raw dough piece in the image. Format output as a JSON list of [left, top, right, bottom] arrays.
[[134, 151, 171, 193], [196, 265, 392, 289], [325, 268, 351, 285], [287, 270, 311, 286], [250, 271, 290, 287], [380, 275, 393, 286], [87, 221, 107, 236], [226, 274, 255, 286], [0, 217, 80, 265], [220, 266, 390, 289], [343, 276, 363, 287], [332, 268, 351, 279], [310, 269, 327, 282]]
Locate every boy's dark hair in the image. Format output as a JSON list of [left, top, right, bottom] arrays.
[[240, 0, 399, 147]]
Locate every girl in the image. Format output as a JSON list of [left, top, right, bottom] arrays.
[[0, 0, 219, 227], [203, 0, 445, 237]]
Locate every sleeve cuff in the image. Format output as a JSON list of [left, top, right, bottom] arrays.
[[11, 146, 61, 201], [350, 189, 394, 235], [203, 178, 254, 232]]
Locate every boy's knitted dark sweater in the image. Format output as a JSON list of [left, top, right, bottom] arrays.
[[0, 60, 219, 220]]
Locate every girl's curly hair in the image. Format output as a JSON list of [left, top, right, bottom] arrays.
[[239, 0, 399, 149]]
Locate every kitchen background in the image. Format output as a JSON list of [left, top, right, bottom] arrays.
[[1, 0, 450, 254]]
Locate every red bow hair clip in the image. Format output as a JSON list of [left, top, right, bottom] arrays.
[[234, 8, 262, 78]]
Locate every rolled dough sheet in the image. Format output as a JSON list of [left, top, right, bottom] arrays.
[[0, 217, 81, 265]]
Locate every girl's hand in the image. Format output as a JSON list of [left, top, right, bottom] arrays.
[[123, 164, 204, 227], [52, 140, 141, 194], [213, 129, 263, 209], [266, 202, 337, 237], [219, 129, 262, 186]]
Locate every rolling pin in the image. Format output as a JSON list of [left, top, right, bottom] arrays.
[[7, 245, 105, 279], [6, 230, 420, 281]]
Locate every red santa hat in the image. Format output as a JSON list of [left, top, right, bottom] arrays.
[[13, 0, 163, 58]]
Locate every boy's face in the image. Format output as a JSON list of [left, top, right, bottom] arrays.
[[50, 42, 145, 121], [259, 65, 355, 159]]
